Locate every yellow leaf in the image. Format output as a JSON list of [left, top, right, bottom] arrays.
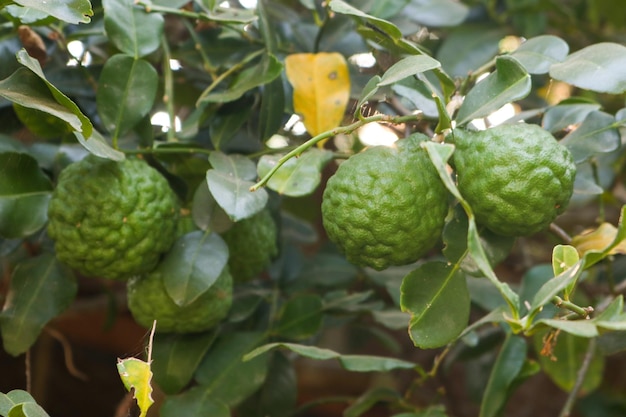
[[285, 52, 350, 138], [571, 223, 626, 256]]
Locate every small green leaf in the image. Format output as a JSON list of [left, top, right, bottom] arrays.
[[257, 149, 333, 197], [0, 152, 52, 239], [117, 358, 154, 417], [527, 261, 584, 323], [206, 152, 268, 221], [152, 331, 217, 395], [6, 402, 50, 417], [534, 319, 598, 338], [194, 332, 269, 407], [542, 102, 601, 134], [103, 0, 164, 58], [0, 391, 38, 416], [0, 254, 77, 356], [96, 54, 158, 139], [511, 35, 569, 74], [456, 55, 531, 126], [14, 0, 93, 24], [198, 54, 283, 103], [550, 42, 626, 94], [329, 0, 402, 40], [560, 110, 620, 163], [479, 335, 527, 417], [276, 294, 324, 340], [244, 342, 339, 362], [377, 55, 441, 86], [552, 245, 579, 299], [159, 231, 229, 306], [400, 261, 470, 349]]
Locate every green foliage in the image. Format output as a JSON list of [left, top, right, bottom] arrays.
[[1, 1, 626, 417]]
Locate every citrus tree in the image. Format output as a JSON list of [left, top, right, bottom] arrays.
[[1, 1, 626, 416]]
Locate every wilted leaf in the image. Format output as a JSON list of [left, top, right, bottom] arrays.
[[572, 223, 626, 256], [117, 358, 154, 417], [285, 52, 350, 136]]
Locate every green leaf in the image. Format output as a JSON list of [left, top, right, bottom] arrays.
[[400, 261, 470, 349], [244, 342, 417, 372], [354, 76, 381, 118], [344, 387, 400, 417], [198, 54, 283, 103], [329, 0, 402, 40], [436, 26, 507, 78], [194, 331, 270, 407], [0, 152, 52, 239], [152, 331, 217, 395], [518, 264, 558, 317], [550, 42, 626, 94], [594, 296, 626, 331], [73, 130, 125, 161], [0, 254, 77, 356], [6, 402, 50, 417], [542, 102, 601, 133], [5, 5, 51, 24], [206, 152, 268, 221], [404, 0, 468, 27], [377, 55, 441, 86], [527, 261, 584, 324], [159, 231, 229, 306], [560, 110, 620, 163], [96, 54, 158, 138], [479, 335, 527, 417], [160, 387, 229, 417], [0, 391, 39, 417], [276, 294, 323, 340], [534, 319, 598, 338], [455, 55, 531, 126], [117, 358, 154, 417], [533, 331, 604, 393], [391, 77, 438, 119], [103, 0, 164, 58], [191, 182, 233, 233], [256, 149, 333, 197], [552, 244, 579, 299], [0, 69, 83, 136], [14, 0, 93, 24], [511, 35, 569, 74], [258, 78, 285, 141]]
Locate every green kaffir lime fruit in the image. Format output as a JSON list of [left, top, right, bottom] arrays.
[[321, 135, 449, 271], [127, 267, 233, 333], [450, 123, 576, 237], [221, 208, 278, 282], [47, 154, 179, 280]]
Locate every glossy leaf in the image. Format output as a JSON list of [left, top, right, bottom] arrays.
[[0, 69, 83, 135], [550, 42, 626, 94], [5, 402, 49, 417], [244, 342, 417, 372], [0, 391, 40, 416], [329, 0, 402, 40], [511, 35, 569, 74], [0, 254, 77, 356], [117, 358, 154, 417], [560, 110, 620, 163], [276, 294, 324, 340], [533, 331, 604, 393], [552, 244, 580, 299], [456, 55, 531, 126], [285, 52, 350, 136], [159, 231, 229, 306], [160, 388, 229, 417], [199, 54, 283, 103], [535, 319, 598, 338], [0, 152, 52, 239], [96, 54, 158, 138], [256, 148, 333, 197], [194, 332, 269, 406], [206, 152, 268, 221], [103, 0, 164, 58], [542, 102, 601, 133], [479, 335, 527, 417], [152, 332, 217, 395], [74, 130, 125, 161], [14, 0, 92, 24], [527, 261, 583, 323], [191, 182, 233, 233], [258, 78, 285, 141], [400, 261, 470, 349], [377, 55, 441, 86]]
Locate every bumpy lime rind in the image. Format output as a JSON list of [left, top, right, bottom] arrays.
[[127, 267, 233, 333], [47, 155, 179, 280], [321, 135, 449, 270], [221, 208, 278, 282], [450, 123, 576, 237]]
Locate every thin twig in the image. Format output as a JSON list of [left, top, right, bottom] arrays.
[[25, 349, 32, 393], [45, 327, 89, 381], [558, 338, 596, 417], [549, 223, 572, 244]]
